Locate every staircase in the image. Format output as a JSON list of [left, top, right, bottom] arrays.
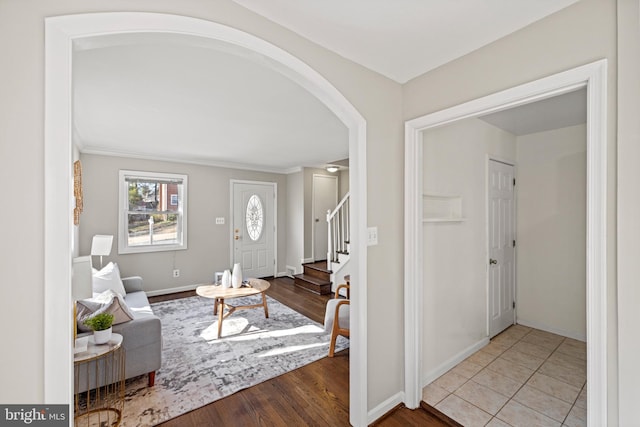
[[327, 193, 351, 286], [293, 261, 332, 295], [294, 193, 351, 295]]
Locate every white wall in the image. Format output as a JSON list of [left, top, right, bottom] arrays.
[[0, 0, 404, 414], [404, 0, 618, 421], [515, 125, 586, 340], [339, 169, 350, 199], [422, 118, 516, 379], [286, 171, 304, 274], [616, 0, 640, 423], [79, 154, 288, 293]]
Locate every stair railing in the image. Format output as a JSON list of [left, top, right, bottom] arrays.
[[327, 192, 350, 263]]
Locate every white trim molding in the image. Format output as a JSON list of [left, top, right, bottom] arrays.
[[45, 13, 368, 426], [404, 60, 608, 427]]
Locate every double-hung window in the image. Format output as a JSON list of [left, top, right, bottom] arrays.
[[118, 170, 188, 254]]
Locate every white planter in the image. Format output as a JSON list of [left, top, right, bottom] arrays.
[[93, 327, 112, 344], [231, 263, 243, 288]]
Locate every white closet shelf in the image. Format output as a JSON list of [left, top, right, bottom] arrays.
[[423, 217, 467, 223], [423, 194, 465, 222]]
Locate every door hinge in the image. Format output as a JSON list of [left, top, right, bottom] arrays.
[[513, 239, 516, 248], [513, 178, 516, 186], [513, 301, 516, 309]]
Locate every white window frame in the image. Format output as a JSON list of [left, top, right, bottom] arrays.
[[118, 170, 188, 254]]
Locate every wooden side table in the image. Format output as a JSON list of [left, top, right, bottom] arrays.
[[74, 333, 125, 427]]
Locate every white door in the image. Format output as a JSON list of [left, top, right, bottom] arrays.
[[488, 160, 516, 337], [232, 181, 275, 278], [312, 174, 338, 261]]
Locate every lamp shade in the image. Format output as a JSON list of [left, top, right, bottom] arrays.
[[91, 235, 113, 257], [72, 256, 93, 300]]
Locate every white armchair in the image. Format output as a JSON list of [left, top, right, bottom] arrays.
[[323, 283, 350, 357]]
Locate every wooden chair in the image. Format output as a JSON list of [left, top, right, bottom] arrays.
[[324, 283, 350, 357]]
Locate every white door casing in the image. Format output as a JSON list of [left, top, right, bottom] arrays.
[[404, 60, 607, 426], [488, 160, 516, 337], [312, 174, 338, 261], [232, 181, 275, 278]]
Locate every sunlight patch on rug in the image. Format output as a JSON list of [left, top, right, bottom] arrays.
[[121, 294, 348, 426], [258, 342, 327, 357]]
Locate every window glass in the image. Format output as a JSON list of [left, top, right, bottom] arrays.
[[119, 171, 187, 253]]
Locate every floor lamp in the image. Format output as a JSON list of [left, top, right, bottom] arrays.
[[91, 235, 113, 269], [72, 256, 93, 342]]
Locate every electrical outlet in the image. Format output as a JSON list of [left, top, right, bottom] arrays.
[[173, 269, 180, 278]]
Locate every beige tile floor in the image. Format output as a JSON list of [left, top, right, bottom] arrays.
[[423, 325, 587, 427]]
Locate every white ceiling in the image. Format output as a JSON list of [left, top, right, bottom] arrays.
[[73, 2, 582, 171], [73, 33, 349, 173], [479, 88, 587, 136], [232, 0, 580, 83]]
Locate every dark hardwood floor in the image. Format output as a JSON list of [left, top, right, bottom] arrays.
[[150, 277, 451, 426]]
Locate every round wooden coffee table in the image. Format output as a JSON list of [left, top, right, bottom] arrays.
[[196, 278, 270, 338]]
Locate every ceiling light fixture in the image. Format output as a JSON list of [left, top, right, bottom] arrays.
[[326, 166, 339, 173]]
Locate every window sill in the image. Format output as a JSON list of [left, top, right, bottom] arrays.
[[118, 244, 187, 255]]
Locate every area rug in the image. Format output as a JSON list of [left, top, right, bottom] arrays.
[[120, 294, 349, 426]]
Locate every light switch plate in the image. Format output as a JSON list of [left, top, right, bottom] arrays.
[[367, 226, 378, 246], [215, 217, 225, 225]]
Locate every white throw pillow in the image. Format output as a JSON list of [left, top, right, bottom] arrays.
[[92, 262, 126, 296], [76, 289, 135, 332]]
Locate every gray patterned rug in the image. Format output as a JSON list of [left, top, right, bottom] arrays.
[[121, 294, 348, 426]]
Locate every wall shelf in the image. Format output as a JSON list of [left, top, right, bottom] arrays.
[[423, 194, 466, 222]]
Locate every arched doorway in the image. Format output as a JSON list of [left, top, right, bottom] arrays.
[[45, 13, 368, 426]]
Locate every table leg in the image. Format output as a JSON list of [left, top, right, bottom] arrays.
[[262, 292, 269, 318], [213, 298, 218, 316], [217, 297, 224, 338]]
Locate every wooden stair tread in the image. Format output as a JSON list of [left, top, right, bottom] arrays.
[[293, 269, 332, 295], [293, 273, 331, 286], [301, 262, 332, 275]]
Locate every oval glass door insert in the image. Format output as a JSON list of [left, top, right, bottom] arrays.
[[246, 194, 264, 241]]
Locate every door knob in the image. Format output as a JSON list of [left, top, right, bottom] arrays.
[[489, 258, 498, 265], [235, 236, 240, 240]]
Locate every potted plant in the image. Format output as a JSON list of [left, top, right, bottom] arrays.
[[84, 312, 114, 344]]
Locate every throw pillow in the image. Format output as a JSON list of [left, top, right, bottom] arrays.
[[77, 289, 135, 332], [92, 262, 126, 296]]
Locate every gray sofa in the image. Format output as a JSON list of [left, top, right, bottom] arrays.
[[77, 276, 162, 391]]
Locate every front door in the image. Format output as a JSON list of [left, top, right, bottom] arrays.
[[312, 174, 338, 261], [488, 160, 516, 337], [232, 181, 275, 278]]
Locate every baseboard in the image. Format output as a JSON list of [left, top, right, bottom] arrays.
[[145, 284, 199, 297], [516, 318, 586, 342], [301, 257, 314, 264], [367, 391, 405, 425], [422, 337, 489, 387], [275, 271, 290, 278]]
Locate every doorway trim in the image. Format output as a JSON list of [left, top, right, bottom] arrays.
[[45, 13, 368, 426], [230, 180, 278, 278], [404, 59, 607, 425]]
